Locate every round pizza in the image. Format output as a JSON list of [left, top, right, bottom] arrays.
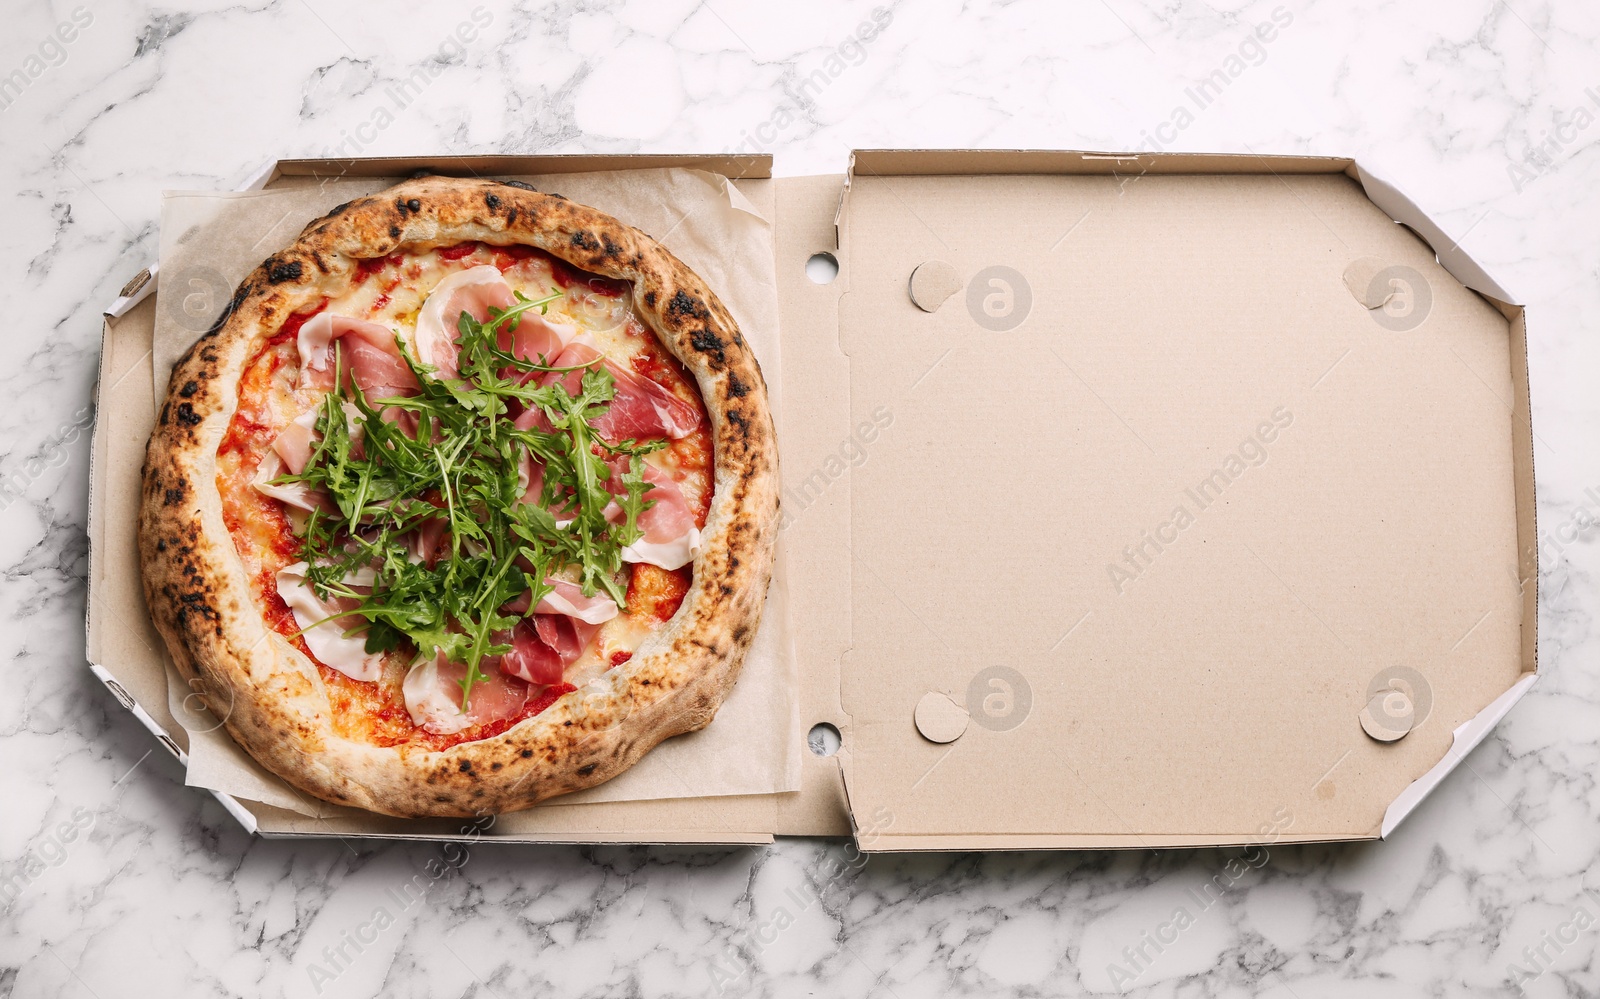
[[138, 176, 779, 817]]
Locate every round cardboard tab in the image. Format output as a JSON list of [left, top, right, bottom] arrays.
[[1359, 688, 1415, 742], [909, 260, 962, 313], [1343, 256, 1394, 309], [914, 691, 969, 744]]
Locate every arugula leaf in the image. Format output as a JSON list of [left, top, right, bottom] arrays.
[[274, 288, 667, 710]]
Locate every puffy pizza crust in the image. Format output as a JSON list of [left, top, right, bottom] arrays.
[[139, 176, 780, 817]]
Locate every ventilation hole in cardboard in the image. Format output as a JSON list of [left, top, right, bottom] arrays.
[[805, 252, 839, 285], [807, 722, 841, 757]]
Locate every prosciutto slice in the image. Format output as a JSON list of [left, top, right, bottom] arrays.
[[503, 578, 619, 622], [254, 403, 371, 511], [512, 404, 555, 435], [268, 402, 365, 476], [497, 579, 615, 685], [404, 516, 448, 566], [501, 310, 577, 369], [270, 410, 319, 474], [618, 464, 701, 571], [541, 579, 619, 623], [275, 562, 382, 681], [252, 452, 330, 514], [499, 615, 599, 686], [597, 459, 700, 570], [516, 450, 581, 524], [296, 313, 419, 399], [402, 652, 531, 735], [540, 340, 701, 441], [414, 266, 517, 379]]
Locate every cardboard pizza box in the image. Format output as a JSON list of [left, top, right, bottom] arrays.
[[86, 150, 1536, 849]]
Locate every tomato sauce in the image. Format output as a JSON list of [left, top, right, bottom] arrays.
[[626, 564, 693, 623], [354, 253, 405, 283]]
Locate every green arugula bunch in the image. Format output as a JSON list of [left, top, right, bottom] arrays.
[[279, 292, 663, 708]]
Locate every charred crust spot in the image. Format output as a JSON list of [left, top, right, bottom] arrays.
[[726, 374, 749, 397], [520, 748, 534, 758], [490, 761, 503, 771], [548, 192, 567, 201], [690, 329, 725, 362], [729, 554, 741, 570], [175, 402, 202, 426], [720, 583, 735, 597], [644, 290, 657, 308], [672, 289, 709, 318], [570, 230, 599, 252], [407, 198, 422, 213], [267, 259, 302, 284], [459, 760, 473, 773], [201, 282, 251, 339], [504, 207, 518, 226], [670, 290, 714, 331], [732, 623, 750, 643], [310, 252, 330, 274], [577, 763, 597, 777], [497, 180, 538, 192], [600, 233, 622, 259], [389, 225, 401, 238], [485, 193, 501, 211], [320, 201, 353, 222], [179, 380, 199, 398], [155, 539, 166, 552]]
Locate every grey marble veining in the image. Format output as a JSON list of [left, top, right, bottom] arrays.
[[2, 0, 1598, 996]]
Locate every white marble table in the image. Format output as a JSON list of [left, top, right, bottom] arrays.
[[3, 1, 1598, 995]]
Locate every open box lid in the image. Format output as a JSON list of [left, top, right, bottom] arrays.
[[807, 150, 1535, 849], [88, 150, 1535, 849]]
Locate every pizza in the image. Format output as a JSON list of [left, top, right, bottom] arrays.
[[138, 176, 779, 817]]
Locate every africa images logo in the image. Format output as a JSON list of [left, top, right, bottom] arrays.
[[0, 7, 93, 114], [965, 666, 1032, 731], [965, 266, 1032, 332]]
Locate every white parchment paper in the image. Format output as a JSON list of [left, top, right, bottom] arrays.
[[155, 168, 798, 816]]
